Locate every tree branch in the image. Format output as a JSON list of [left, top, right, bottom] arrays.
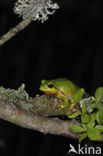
[[0, 84, 80, 139], [0, 19, 31, 46]]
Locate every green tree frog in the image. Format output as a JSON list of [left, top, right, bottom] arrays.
[[40, 78, 85, 113]]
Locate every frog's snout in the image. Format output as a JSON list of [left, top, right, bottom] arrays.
[[40, 84, 47, 91], [39, 84, 43, 91]]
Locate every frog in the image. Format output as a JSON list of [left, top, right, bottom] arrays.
[[40, 78, 85, 113]]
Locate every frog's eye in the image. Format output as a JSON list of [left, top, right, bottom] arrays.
[[48, 84, 54, 88]]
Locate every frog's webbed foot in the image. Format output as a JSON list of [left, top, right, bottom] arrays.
[[53, 100, 64, 110], [53, 98, 68, 111]]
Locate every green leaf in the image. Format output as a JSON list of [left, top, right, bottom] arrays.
[[91, 102, 97, 109], [71, 88, 85, 103], [87, 121, 95, 129], [87, 114, 96, 128], [95, 102, 101, 109], [82, 124, 88, 129], [69, 125, 87, 133], [95, 87, 103, 102], [67, 110, 81, 118], [82, 102, 87, 113], [96, 108, 103, 124], [90, 113, 96, 122], [79, 132, 88, 143], [95, 125, 103, 132], [87, 128, 101, 141], [81, 113, 89, 124]]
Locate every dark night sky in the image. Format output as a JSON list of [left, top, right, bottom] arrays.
[[0, 0, 103, 156]]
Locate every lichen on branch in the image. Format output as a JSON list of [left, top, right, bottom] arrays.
[[0, 84, 67, 116], [0, 84, 80, 139]]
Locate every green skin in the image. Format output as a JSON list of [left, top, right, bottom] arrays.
[[40, 78, 85, 112]]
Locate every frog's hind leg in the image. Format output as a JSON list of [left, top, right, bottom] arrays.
[[60, 97, 69, 109], [53, 95, 69, 110], [67, 103, 75, 113], [67, 88, 85, 114]]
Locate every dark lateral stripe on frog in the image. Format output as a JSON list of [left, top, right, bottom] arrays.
[[54, 86, 72, 100]]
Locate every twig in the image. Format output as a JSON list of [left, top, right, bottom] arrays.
[[0, 19, 31, 46]]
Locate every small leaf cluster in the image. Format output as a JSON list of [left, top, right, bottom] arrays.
[[69, 87, 103, 142]]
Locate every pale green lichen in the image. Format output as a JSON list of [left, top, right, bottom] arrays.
[[0, 84, 29, 103], [0, 84, 65, 116]]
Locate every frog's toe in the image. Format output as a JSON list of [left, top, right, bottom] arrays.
[[67, 103, 75, 113], [53, 101, 66, 110], [60, 105, 66, 109]]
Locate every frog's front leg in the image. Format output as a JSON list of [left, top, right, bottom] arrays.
[[67, 88, 85, 113]]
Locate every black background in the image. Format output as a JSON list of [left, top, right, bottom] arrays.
[[0, 0, 103, 155]]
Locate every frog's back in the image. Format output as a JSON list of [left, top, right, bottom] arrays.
[[51, 78, 79, 95]]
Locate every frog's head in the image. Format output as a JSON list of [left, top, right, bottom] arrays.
[[40, 79, 57, 96]]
